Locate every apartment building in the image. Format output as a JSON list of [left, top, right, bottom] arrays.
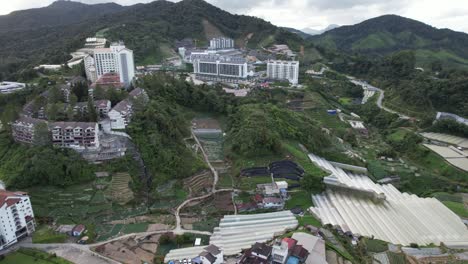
[[108, 88, 147, 130], [267, 60, 300, 85], [193, 54, 248, 83], [209, 37, 235, 50], [50, 122, 100, 150], [84, 42, 135, 87], [11, 116, 47, 144], [0, 190, 35, 250]]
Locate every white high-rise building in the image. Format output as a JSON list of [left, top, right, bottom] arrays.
[[267, 60, 300, 85], [209, 37, 235, 50], [0, 190, 35, 250], [84, 42, 135, 87], [193, 54, 248, 83]]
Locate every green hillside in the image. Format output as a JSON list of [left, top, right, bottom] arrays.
[[312, 15, 468, 69], [0, 0, 302, 80]]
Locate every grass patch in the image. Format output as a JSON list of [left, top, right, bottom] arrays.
[[386, 251, 407, 264], [364, 238, 389, 253], [282, 141, 327, 179], [297, 214, 322, 227], [286, 190, 313, 210], [121, 223, 149, 234], [0, 248, 72, 264], [442, 201, 468, 218], [238, 176, 273, 191], [32, 226, 68, 244]]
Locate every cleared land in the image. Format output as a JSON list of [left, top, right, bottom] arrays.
[[107, 172, 134, 205]]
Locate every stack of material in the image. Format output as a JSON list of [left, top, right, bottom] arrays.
[[308, 153, 468, 247], [210, 211, 298, 256]]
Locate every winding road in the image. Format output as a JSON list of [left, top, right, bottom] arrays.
[[19, 128, 237, 264], [350, 78, 412, 120]]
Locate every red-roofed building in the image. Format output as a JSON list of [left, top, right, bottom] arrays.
[[282, 238, 297, 250], [0, 189, 35, 250], [90, 72, 124, 90]]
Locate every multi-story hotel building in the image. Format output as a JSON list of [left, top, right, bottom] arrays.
[[11, 116, 47, 144], [267, 60, 300, 85], [84, 42, 135, 87], [209, 37, 235, 50], [0, 190, 35, 250], [193, 54, 248, 83], [50, 122, 100, 150]]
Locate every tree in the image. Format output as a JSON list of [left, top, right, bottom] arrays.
[[87, 98, 97, 122], [301, 174, 324, 193], [72, 82, 88, 102], [46, 103, 59, 121], [33, 122, 51, 146], [93, 86, 106, 100], [48, 86, 64, 104]]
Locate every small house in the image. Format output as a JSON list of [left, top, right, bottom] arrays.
[[72, 224, 86, 237]]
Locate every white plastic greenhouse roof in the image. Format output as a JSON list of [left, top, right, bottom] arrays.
[[308, 154, 468, 247], [211, 211, 298, 255], [164, 211, 298, 261]]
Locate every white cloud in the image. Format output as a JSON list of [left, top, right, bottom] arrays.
[[1, 0, 467, 33]]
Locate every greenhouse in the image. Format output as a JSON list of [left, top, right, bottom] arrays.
[[308, 154, 468, 247]]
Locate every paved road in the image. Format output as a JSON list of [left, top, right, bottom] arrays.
[[350, 78, 411, 120], [12, 128, 236, 264]]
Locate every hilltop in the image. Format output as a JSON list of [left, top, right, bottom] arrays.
[[0, 0, 302, 79], [311, 14, 468, 69]]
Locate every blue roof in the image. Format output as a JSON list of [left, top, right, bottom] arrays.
[[287, 256, 300, 264]]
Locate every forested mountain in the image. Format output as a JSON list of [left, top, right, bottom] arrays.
[[0, 1, 124, 33], [0, 0, 301, 80], [312, 15, 468, 69]]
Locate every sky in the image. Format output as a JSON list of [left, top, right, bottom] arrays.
[[1, 0, 468, 33]]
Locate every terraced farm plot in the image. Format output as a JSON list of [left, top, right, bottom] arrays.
[[184, 171, 213, 195], [196, 132, 224, 162], [107, 173, 134, 205]]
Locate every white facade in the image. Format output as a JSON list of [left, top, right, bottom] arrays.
[[0, 190, 35, 250], [84, 55, 98, 83], [50, 122, 100, 150], [271, 241, 289, 264], [193, 55, 248, 82], [267, 60, 300, 85], [108, 109, 128, 130], [209, 37, 234, 50], [85, 42, 135, 87]]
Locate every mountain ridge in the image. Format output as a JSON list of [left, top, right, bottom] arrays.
[[311, 14, 468, 68]]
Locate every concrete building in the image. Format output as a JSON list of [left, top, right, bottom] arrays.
[[0, 82, 26, 94], [267, 60, 299, 85], [108, 88, 147, 130], [50, 122, 100, 150], [84, 55, 98, 83], [11, 116, 47, 144], [271, 240, 290, 264], [193, 54, 248, 83], [108, 100, 132, 130], [0, 190, 35, 250], [209, 37, 235, 50], [85, 42, 135, 87]]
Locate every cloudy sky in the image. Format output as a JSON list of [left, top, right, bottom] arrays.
[[1, 0, 468, 33]]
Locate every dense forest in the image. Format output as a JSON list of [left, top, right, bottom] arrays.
[[0, 132, 94, 188], [0, 0, 300, 80], [312, 14, 468, 69], [334, 50, 468, 117]]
